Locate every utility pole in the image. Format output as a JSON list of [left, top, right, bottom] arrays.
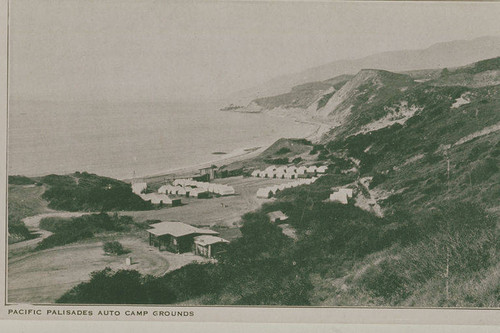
[[444, 149, 451, 303]]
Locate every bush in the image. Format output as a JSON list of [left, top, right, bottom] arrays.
[[36, 213, 136, 250], [8, 175, 36, 185], [103, 241, 128, 255], [276, 147, 291, 155], [357, 259, 410, 302], [469, 158, 499, 184], [40, 172, 153, 211]]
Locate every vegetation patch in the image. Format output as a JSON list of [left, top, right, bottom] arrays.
[[40, 172, 152, 211], [37, 213, 136, 250], [103, 241, 130, 255]]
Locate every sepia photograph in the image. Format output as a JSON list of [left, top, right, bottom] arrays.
[[2, 0, 500, 323]]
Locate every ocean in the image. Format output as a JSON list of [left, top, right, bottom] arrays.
[[7, 100, 316, 179]]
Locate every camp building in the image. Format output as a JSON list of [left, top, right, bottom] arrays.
[[193, 235, 229, 258], [267, 210, 289, 223], [147, 222, 219, 253]]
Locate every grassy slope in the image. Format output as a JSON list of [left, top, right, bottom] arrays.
[[252, 75, 352, 110], [8, 184, 51, 243]]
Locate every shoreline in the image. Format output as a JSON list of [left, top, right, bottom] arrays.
[[9, 109, 330, 183], [136, 112, 330, 183], [135, 145, 269, 182]]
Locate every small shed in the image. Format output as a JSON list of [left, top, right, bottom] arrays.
[[193, 235, 229, 258], [147, 222, 218, 253], [251, 170, 261, 177], [267, 210, 288, 223]]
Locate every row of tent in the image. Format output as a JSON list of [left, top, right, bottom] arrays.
[[138, 193, 182, 206], [251, 165, 328, 179], [159, 179, 235, 197], [256, 177, 318, 198]]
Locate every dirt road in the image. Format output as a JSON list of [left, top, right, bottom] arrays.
[[9, 211, 94, 253]]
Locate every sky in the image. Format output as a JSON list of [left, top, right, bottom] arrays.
[[8, 0, 500, 102]]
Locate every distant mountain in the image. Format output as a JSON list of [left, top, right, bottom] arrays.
[[229, 36, 500, 104]]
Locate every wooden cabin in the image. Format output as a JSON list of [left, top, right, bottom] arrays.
[[147, 222, 218, 253]]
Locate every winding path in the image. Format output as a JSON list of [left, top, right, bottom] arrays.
[[9, 211, 94, 252]]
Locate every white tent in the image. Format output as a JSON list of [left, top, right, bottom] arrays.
[[275, 172, 286, 179], [306, 166, 318, 173], [140, 193, 172, 205], [158, 184, 175, 194], [275, 166, 287, 173], [251, 170, 261, 177], [218, 186, 235, 196], [269, 185, 281, 195], [330, 191, 349, 204], [277, 184, 287, 191], [317, 166, 328, 173], [132, 182, 147, 195], [296, 166, 307, 174], [264, 165, 276, 173], [173, 179, 187, 186], [256, 188, 272, 199], [189, 188, 209, 198], [208, 183, 217, 192], [338, 188, 354, 198]]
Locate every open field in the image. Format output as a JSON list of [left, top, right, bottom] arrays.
[[119, 176, 295, 229], [8, 234, 209, 304]]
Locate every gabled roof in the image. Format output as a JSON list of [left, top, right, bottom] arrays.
[[147, 222, 218, 237], [194, 235, 229, 246]]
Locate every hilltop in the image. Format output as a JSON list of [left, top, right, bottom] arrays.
[[228, 36, 500, 104]]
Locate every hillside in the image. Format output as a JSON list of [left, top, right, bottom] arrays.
[[430, 56, 500, 88], [58, 56, 500, 307], [226, 75, 352, 114], [229, 36, 500, 103]]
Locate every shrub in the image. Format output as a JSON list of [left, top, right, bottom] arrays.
[[469, 158, 499, 184], [40, 172, 153, 211], [276, 147, 291, 155], [103, 241, 128, 255], [357, 259, 411, 302], [36, 213, 136, 250]]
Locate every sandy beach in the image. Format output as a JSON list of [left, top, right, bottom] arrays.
[[136, 112, 331, 183]]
